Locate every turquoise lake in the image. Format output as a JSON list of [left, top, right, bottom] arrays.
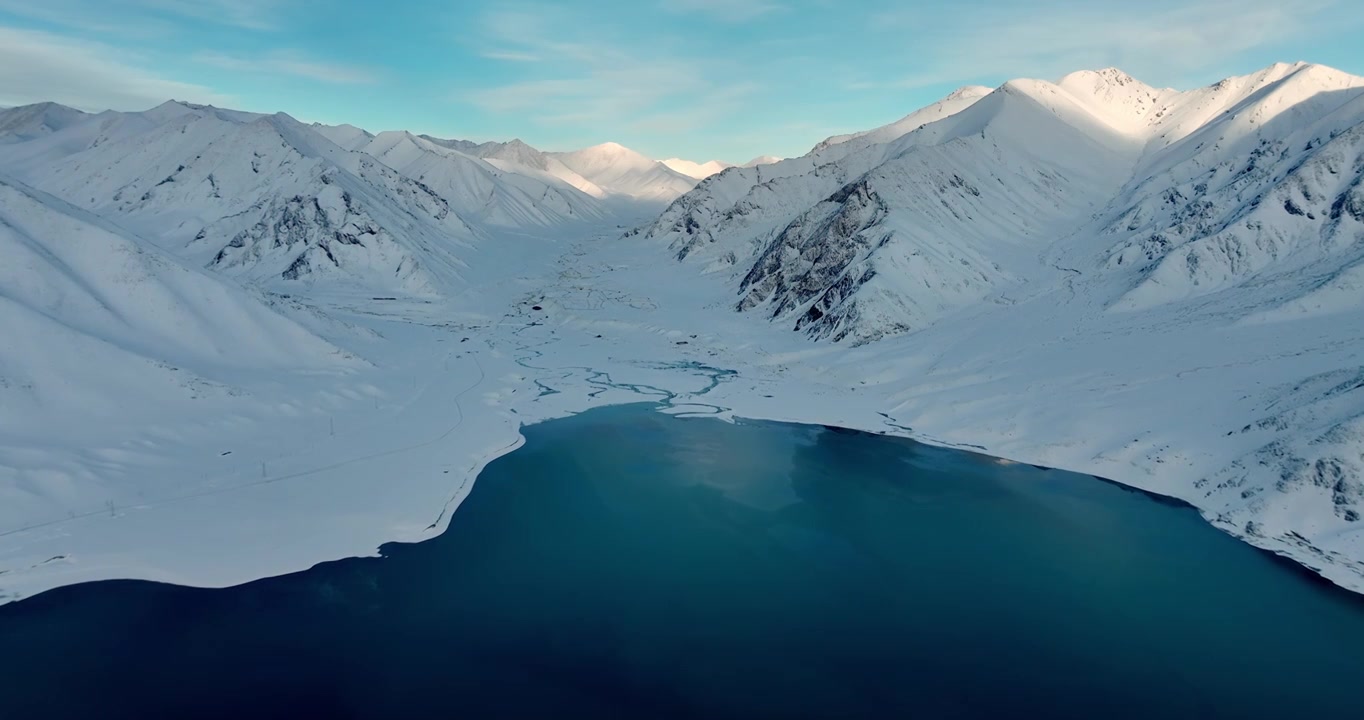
[[2, 403, 1363, 718]]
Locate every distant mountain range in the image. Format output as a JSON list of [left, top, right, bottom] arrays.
[[662, 155, 782, 179], [0, 100, 714, 296]]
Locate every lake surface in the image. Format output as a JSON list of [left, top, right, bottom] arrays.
[[3, 403, 1364, 719]]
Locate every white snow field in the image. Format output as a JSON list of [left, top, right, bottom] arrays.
[[2, 62, 1364, 602]]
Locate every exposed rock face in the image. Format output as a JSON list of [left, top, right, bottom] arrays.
[[738, 180, 888, 341], [2, 107, 475, 295]]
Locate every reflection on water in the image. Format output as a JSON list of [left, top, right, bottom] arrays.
[[2, 403, 1363, 719]]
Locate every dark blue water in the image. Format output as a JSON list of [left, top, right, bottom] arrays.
[[3, 404, 1364, 719]]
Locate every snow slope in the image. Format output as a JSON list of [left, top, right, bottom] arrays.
[[662, 157, 731, 180], [646, 62, 1364, 343], [0, 104, 480, 295], [310, 122, 375, 151], [811, 85, 994, 156], [0, 104, 660, 296], [742, 155, 782, 168], [733, 80, 1139, 342], [470, 139, 610, 199], [552, 142, 697, 203], [359, 131, 607, 227], [0, 174, 355, 534], [0, 102, 88, 145]]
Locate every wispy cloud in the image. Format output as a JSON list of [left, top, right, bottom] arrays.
[[0, 0, 285, 33], [0, 26, 233, 110], [135, 0, 284, 31], [465, 4, 757, 140], [480, 50, 540, 63], [194, 51, 380, 84], [862, 0, 1350, 90], [661, 0, 783, 22]]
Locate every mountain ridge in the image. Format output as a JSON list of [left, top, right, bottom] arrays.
[[645, 60, 1364, 341]]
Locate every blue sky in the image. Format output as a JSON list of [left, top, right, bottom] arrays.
[[2, 0, 1362, 162]]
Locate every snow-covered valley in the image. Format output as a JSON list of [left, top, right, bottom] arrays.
[[2, 62, 1363, 602]]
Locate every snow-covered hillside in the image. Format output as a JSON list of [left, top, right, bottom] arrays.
[[742, 155, 782, 168], [651, 156, 779, 179], [0, 102, 88, 145], [811, 86, 994, 156], [0, 174, 354, 522], [0, 103, 481, 295], [663, 157, 732, 180], [645, 61, 1364, 343], [660, 156, 780, 178], [0, 102, 664, 296], [309, 122, 375, 151], [358, 130, 607, 227], [552, 142, 697, 203], [734, 80, 1137, 342]]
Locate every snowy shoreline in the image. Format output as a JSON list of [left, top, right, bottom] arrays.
[[2, 227, 1362, 603]]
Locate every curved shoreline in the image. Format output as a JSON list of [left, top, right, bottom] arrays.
[[6, 387, 1364, 609], [3, 230, 1362, 607]]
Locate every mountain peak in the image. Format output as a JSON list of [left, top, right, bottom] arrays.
[[582, 141, 641, 157], [811, 84, 996, 155], [945, 85, 994, 102], [662, 157, 732, 179], [1056, 67, 1157, 91], [0, 101, 90, 142], [11, 100, 81, 113], [1095, 67, 1140, 84], [1280, 61, 1362, 88], [552, 142, 695, 202]]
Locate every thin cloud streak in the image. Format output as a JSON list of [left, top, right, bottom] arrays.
[[194, 51, 381, 85], [661, 0, 784, 22], [862, 0, 1347, 90], [480, 50, 540, 63], [0, 26, 233, 110], [0, 0, 285, 33], [465, 4, 757, 143]]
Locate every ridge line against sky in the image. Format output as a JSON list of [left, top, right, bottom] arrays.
[[1, 0, 1363, 162]]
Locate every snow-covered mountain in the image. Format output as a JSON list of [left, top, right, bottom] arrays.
[[0, 102, 89, 145], [662, 155, 779, 179], [0, 102, 705, 297], [643, 77, 1114, 341], [810, 86, 994, 157], [1085, 64, 1364, 314], [411, 135, 608, 198], [0, 174, 349, 439], [357, 130, 607, 227], [0, 102, 477, 296], [0, 101, 670, 296], [742, 155, 782, 168], [456, 138, 609, 199], [645, 61, 1364, 343], [663, 157, 732, 180], [552, 142, 697, 203], [309, 122, 374, 151]]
